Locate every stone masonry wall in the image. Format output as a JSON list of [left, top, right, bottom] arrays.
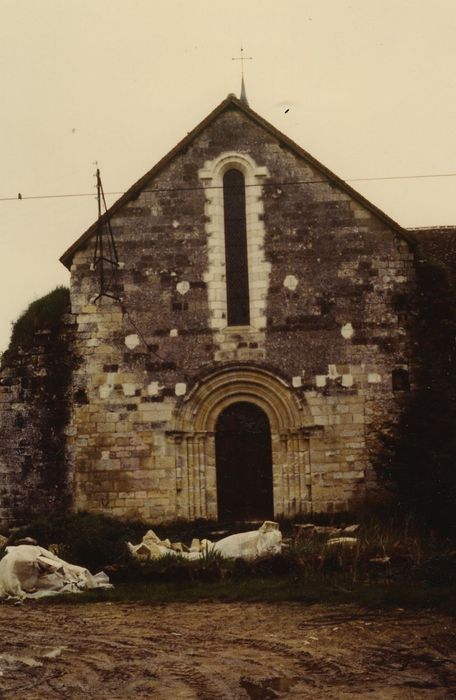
[[67, 103, 416, 520], [0, 316, 76, 528]]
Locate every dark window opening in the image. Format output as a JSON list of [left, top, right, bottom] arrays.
[[223, 169, 250, 326], [392, 368, 410, 392]]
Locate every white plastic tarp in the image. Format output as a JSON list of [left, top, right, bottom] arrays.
[[0, 544, 112, 599], [128, 520, 283, 561], [211, 521, 282, 560]]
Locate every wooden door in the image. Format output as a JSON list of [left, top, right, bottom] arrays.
[[215, 402, 273, 520]]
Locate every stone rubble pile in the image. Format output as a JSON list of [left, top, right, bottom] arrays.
[[292, 523, 360, 548]]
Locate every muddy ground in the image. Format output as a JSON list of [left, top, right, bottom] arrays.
[[0, 601, 455, 699]]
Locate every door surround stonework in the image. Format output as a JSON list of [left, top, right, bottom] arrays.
[[169, 366, 316, 519]]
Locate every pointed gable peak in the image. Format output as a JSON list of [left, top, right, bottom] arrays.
[[240, 77, 249, 106], [60, 93, 412, 270]]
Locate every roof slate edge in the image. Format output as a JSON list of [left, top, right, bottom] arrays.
[[60, 94, 415, 269], [408, 226, 456, 233]]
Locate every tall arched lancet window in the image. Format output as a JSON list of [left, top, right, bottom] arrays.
[[223, 168, 250, 326]]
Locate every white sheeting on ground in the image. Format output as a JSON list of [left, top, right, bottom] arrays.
[[0, 545, 112, 600], [127, 521, 283, 562], [211, 521, 282, 560]]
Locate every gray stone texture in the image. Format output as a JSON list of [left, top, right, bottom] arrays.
[[0, 318, 76, 527]]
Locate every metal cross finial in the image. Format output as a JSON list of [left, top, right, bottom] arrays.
[[232, 44, 253, 79]]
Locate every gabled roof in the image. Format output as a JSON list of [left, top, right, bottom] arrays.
[[60, 94, 415, 269]]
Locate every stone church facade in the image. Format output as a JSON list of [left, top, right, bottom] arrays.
[[0, 93, 418, 526]]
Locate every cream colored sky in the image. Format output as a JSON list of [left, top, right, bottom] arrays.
[[1, 0, 455, 351]]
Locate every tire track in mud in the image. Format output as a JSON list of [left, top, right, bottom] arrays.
[[0, 602, 455, 699], [228, 634, 363, 690]]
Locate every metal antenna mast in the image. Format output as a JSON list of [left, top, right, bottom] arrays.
[[91, 167, 120, 302]]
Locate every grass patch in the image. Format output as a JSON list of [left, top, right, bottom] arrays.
[[9, 510, 456, 613], [36, 577, 456, 615]]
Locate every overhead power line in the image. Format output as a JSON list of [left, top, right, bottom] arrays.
[[347, 173, 456, 182], [2, 171, 456, 202]]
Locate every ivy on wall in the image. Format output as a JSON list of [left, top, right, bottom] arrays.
[[379, 250, 456, 534]]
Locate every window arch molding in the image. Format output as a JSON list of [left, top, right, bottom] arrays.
[[199, 152, 270, 332], [200, 151, 266, 185]]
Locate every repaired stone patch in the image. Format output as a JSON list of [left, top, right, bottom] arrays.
[[125, 334, 140, 349], [283, 275, 298, 291], [147, 382, 163, 397], [328, 364, 339, 379], [342, 374, 354, 387], [368, 373, 382, 383], [99, 383, 113, 399], [176, 281, 190, 295], [341, 323, 354, 340]]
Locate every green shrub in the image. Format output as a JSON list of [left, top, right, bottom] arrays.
[[10, 512, 146, 572], [7, 286, 70, 352]]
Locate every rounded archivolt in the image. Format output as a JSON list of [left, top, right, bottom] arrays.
[[174, 366, 312, 435]]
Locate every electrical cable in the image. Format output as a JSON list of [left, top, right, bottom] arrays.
[[2, 171, 456, 202]]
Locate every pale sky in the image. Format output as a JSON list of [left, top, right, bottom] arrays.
[[1, 0, 455, 351]]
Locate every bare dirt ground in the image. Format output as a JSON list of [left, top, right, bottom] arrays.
[[0, 601, 455, 699]]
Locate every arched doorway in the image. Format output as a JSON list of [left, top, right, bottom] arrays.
[[215, 402, 273, 520], [172, 366, 313, 520]]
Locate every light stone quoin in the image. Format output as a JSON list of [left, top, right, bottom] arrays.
[[284, 275, 298, 291], [176, 281, 190, 295], [341, 323, 354, 340], [147, 382, 163, 396], [125, 334, 140, 349], [368, 373, 382, 384]]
